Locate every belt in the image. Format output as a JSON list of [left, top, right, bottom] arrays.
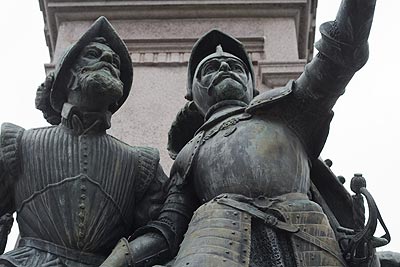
[[215, 194, 299, 233], [19, 237, 106, 266], [215, 193, 348, 266]]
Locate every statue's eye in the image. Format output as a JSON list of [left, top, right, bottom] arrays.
[[202, 62, 218, 75], [231, 63, 244, 73], [85, 49, 100, 58]]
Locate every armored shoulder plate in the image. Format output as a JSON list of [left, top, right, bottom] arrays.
[[246, 81, 293, 114]]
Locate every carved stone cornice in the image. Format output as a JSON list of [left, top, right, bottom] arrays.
[[39, 0, 317, 63], [258, 60, 307, 88]]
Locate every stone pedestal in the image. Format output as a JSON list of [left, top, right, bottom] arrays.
[[40, 0, 317, 170]]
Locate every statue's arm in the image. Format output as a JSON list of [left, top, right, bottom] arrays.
[[295, 0, 376, 110], [100, 170, 198, 267], [127, 180, 197, 266], [131, 164, 170, 227], [0, 140, 15, 255], [0, 155, 11, 216], [0, 123, 24, 217]]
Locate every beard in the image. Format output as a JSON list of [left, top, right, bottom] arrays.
[[78, 62, 124, 101]]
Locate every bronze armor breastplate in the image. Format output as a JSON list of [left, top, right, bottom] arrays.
[[182, 113, 311, 202]]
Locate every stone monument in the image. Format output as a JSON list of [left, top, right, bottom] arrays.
[[39, 0, 318, 170]]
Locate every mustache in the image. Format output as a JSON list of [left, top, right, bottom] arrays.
[[80, 62, 120, 79], [207, 71, 246, 95]]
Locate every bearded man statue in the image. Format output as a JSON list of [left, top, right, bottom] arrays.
[[0, 17, 169, 267]]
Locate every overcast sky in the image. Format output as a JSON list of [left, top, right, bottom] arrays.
[[0, 0, 399, 255]]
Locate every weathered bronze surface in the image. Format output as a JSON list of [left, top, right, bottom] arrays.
[[0, 0, 396, 266], [124, 0, 392, 266], [0, 17, 169, 267]]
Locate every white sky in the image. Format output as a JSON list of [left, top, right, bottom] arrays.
[[0, 0, 399, 255]]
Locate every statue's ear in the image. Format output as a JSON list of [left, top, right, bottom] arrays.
[[35, 72, 61, 125], [167, 101, 204, 159]]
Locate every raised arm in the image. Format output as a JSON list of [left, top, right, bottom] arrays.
[[278, 0, 377, 158], [295, 0, 377, 108], [246, 0, 377, 159]]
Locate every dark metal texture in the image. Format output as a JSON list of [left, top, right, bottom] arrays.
[[0, 17, 169, 267], [143, 0, 382, 265]]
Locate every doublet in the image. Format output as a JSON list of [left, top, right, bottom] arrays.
[[0, 120, 166, 267]]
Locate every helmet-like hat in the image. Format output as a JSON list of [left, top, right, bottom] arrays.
[[50, 16, 133, 113], [186, 29, 255, 100]]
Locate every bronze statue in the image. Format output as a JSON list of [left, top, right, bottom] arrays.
[[109, 0, 390, 266], [0, 17, 169, 267]]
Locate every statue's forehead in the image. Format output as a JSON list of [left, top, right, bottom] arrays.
[[201, 56, 245, 66], [197, 55, 247, 72], [81, 41, 118, 56]]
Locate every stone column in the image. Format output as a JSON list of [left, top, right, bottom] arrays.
[[40, 0, 317, 170]]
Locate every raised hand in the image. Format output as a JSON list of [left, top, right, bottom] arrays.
[[315, 0, 377, 70], [335, 0, 377, 44]]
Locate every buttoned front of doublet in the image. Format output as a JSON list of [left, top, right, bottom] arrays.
[[77, 134, 90, 249], [176, 112, 311, 203], [14, 126, 142, 253]]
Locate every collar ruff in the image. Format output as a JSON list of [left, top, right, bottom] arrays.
[[61, 103, 111, 135]]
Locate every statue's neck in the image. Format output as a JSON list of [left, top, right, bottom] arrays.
[[61, 103, 111, 135], [194, 100, 247, 135], [204, 100, 247, 122]]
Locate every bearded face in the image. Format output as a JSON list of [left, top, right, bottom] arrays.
[[192, 57, 253, 115], [79, 61, 123, 98], [68, 41, 124, 111]]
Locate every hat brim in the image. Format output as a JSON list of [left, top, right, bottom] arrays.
[[50, 16, 133, 113]]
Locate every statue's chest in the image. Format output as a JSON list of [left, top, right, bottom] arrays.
[[16, 130, 139, 200], [196, 114, 299, 166], [175, 114, 311, 201]]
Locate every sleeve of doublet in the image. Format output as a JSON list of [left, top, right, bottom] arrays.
[[132, 147, 169, 227], [0, 123, 24, 216]]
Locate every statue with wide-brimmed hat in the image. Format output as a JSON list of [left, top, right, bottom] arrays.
[[36, 16, 132, 127], [0, 17, 169, 267]]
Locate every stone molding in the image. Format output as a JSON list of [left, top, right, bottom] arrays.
[[259, 60, 307, 88], [39, 0, 317, 63], [127, 36, 266, 66], [44, 36, 264, 73], [39, 0, 318, 170]]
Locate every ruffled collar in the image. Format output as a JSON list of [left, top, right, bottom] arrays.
[[61, 103, 111, 135]]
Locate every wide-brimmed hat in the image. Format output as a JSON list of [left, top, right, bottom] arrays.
[[50, 16, 133, 113], [186, 29, 255, 100]]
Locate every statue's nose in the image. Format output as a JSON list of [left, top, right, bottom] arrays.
[[219, 61, 230, 72], [100, 51, 113, 63]]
